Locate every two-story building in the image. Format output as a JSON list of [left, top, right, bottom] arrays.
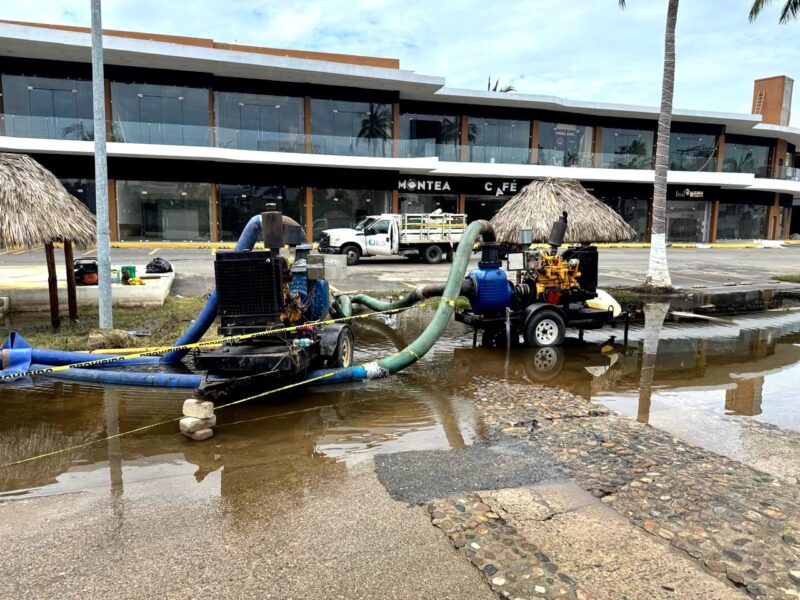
[[1, 20, 798, 243]]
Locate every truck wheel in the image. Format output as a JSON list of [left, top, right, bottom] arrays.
[[423, 245, 443, 264], [330, 326, 354, 368], [342, 245, 361, 266], [524, 309, 565, 348]]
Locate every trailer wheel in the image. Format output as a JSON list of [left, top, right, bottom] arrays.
[[342, 245, 361, 266], [423, 245, 443, 264], [524, 309, 565, 347], [330, 326, 354, 368]]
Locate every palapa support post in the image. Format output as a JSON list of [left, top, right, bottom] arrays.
[[63, 239, 78, 322], [44, 241, 61, 329]]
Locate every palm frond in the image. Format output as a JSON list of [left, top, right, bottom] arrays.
[[749, 0, 774, 21]]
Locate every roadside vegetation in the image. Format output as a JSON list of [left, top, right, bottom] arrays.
[[775, 273, 800, 283], [1, 296, 207, 351]]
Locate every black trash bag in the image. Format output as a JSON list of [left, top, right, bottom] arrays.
[[146, 257, 173, 274]]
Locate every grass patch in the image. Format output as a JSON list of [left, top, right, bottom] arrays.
[[775, 273, 800, 283], [0, 296, 208, 352]]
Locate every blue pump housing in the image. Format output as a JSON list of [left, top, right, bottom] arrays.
[[468, 264, 513, 315]]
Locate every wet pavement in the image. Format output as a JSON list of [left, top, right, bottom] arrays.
[[2, 303, 800, 597]]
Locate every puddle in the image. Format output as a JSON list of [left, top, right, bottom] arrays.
[[1, 305, 799, 501]]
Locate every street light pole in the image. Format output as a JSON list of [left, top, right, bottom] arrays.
[[90, 0, 113, 328]]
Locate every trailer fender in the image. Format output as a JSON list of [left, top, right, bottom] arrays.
[[523, 303, 567, 325], [319, 323, 353, 358]]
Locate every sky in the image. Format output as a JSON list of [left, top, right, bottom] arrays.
[[4, 0, 800, 126]]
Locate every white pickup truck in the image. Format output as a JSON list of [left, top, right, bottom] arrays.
[[319, 211, 467, 265]]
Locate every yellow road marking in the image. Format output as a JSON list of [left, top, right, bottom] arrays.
[[81, 248, 97, 256], [148, 247, 161, 256]]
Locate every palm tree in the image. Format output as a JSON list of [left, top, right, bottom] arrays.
[[487, 76, 516, 93], [620, 0, 676, 289], [357, 103, 392, 156], [749, 0, 800, 22]]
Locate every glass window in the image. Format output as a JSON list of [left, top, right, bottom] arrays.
[[310, 99, 392, 156], [1, 74, 94, 140], [398, 194, 458, 214], [111, 82, 209, 146], [465, 196, 505, 223], [669, 132, 717, 171], [467, 117, 530, 164], [214, 91, 304, 152], [217, 184, 304, 241], [399, 113, 459, 161], [601, 197, 649, 242], [716, 203, 769, 240], [600, 127, 654, 169], [116, 181, 211, 241], [537, 122, 594, 167], [666, 200, 710, 242], [312, 188, 391, 240], [371, 220, 390, 234], [61, 179, 96, 214], [723, 142, 771, 178]]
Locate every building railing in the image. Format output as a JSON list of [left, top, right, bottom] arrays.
[[773, 166, 800, 181], [0, 114, 792, 178], [0, 114, 97, 141]]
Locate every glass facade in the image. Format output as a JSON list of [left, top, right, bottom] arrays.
[[217, 184, 304, 241], [467, 117, 530, 164], [1, 74, 94, 140], [61, 179, 96, 214], [465, 196, 505, 222], [723, 142, 771, 178], [602, 198, 649, 242], [666, 200, 710, 243], [116, 181, 211, 241], [600, 127, 654, 169], [716, 203, 769, 240], [399, 194, 458, 215], [399, 112, 459, 161], [310, 99, 392, 156], [537, 122, 594, 167], [312, 188, 391, 239], [215, 91, 304, 152], [669, 132, 717, 172], [111, 82, 210, 146]]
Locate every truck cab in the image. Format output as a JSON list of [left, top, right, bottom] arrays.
[[319, 214, 399, 265]]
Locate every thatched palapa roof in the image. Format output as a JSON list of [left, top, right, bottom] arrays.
[[0, 153, 96, 250], [490, 178, 637, 244]]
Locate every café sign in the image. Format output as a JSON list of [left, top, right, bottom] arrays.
[[398, 177, 523, 196]]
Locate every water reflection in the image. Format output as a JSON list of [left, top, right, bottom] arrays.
[[2, 305, 800, 500]]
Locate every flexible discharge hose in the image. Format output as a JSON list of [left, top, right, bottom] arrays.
[[331, 280, 475, 318], [309, 219, 493, 382]]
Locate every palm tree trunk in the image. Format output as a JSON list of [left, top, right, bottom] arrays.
[[646, 0, 679, 288]]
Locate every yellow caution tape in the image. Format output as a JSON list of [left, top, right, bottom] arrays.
[[0, 302, 429, 382]]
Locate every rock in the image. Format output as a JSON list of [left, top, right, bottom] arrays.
[[182, 399, 214, 419], [789, 571, 800, 586], [86, 328, 136, 351], [179, 415, 216, 434], [183, 427, 213, 441], [704, 559, 727, 574], [491, 576, 506, 586]]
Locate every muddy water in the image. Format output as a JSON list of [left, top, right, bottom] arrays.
[[1, 306, 799, 500]]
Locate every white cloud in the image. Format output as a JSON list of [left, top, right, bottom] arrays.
[[3, 0, 799, 125]]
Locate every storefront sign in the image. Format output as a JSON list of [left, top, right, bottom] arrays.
[[674, 188, 704, 199], [398, 178, 452, 192], [483, 180, 519, 196], [398, 177, 525, 197]]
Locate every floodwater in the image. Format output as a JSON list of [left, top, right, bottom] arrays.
[[1, 305, 800, 500]]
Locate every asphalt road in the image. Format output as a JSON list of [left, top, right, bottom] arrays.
[[2, 246, 799, 297]]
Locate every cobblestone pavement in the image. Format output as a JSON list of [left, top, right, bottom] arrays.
[[462, 380, 800, 599], [428, 494, 591, 600]]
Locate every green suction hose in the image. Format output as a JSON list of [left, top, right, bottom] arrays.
[[345, 219, 493, 378]]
